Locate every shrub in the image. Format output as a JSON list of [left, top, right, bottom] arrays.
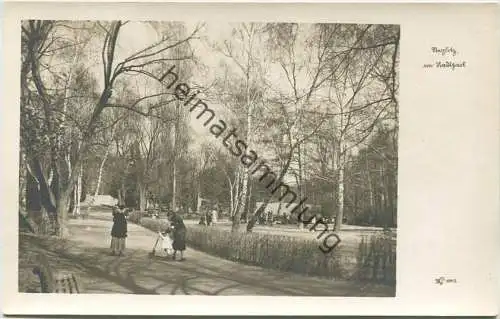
[[139, 217, 170, 232], [185, 225, 350, 278], [355, 232, 396, 284], [133, 218, 396, 283], [128, 210, 146, 224]]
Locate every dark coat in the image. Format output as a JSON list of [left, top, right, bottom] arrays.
[[170, 213, 186, 251], [111, 212, 128, 238]]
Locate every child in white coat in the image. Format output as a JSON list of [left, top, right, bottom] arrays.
[[158, 228, 174, 256], [149, 225, 174, 258]]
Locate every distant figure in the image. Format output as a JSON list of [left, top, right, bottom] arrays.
[[199, 214, 207, 226], [266, 211, 273, 225], [309, 216, 317, 231], [110, 205, 127, 256], [169, 210, 187, 261], [283, 212, 289, 224], [206, 208, 212, 226], [210, 207, 218, 226]]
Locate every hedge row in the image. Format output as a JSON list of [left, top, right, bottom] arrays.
[[132, 217, 395, 283]]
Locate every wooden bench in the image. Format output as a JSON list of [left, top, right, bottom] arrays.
[[32, 253, 83, 293]]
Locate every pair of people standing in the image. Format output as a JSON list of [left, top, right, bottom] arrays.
[[110, 206, 187, 261], [203, 207, 218, 226]]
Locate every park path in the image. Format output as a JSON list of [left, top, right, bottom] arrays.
[[24, 211, 394, 296]]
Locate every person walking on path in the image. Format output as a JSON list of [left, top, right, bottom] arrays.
[[169, 210, 187, 261], [110, 205, 128, 256]]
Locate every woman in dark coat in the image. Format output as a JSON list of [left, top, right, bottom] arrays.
[[110, 206, 128, 256], [169, 210, 186, 261]]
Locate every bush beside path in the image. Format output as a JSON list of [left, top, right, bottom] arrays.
[[19, 210, 395, 296], [132, 212, 396, 283]]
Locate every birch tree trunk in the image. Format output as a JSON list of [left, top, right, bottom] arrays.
[[334, 140, 346, 232], [117, 187, 123, 206], [85, 147, 110, 215], [72, 180, 78, 216], [233, 79, 252, 230], [196, 188, 202, 213], [366, 159, 374, 210], [171, 102, 180, 211], [233, 169, 241, 217], [246, 178, 253, 218], [225, 173, 234, 217], [233, 70, 253, 231], [19, 153, 27, 211], [120, 182, 126, 206], [297, 147, 305, 229], [296, 108, 306, 229], [335, 159, 345, 231], [172, 159, 177, 210], [196, 166, 203, 214], [232, 105, 252, 230], [72, 164, 83, 217], [94, 149, 109, 199], [65, 154, 72, 213], [234, 170, 248, 231], [138, 182, 147, 211], [228, 23, 258, 232]]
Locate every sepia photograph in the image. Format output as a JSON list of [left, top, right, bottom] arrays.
[[18, 19, 400, 297]]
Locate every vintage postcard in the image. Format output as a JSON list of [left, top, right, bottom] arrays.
[[1, 1, 498, 317]]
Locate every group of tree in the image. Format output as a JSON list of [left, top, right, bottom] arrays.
[[19, 20, 399, 236]]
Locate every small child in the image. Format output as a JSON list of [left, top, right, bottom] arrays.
[[210, 208, 218, 226], [158, 227, 174, 256]]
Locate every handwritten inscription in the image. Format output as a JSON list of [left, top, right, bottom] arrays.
[[423, 46, 467, 70], [434, 276, 458, 285]]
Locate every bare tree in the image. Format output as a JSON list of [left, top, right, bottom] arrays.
[[213, 23, 268, 231], [21, 20, 201, 235], [308, 24, 399, 231]]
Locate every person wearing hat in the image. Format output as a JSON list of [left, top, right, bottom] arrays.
[[110, 205, 127, 256], [168, 209, 187, 261]]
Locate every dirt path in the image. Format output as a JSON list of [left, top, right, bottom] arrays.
[[21, 212, 395, 296]]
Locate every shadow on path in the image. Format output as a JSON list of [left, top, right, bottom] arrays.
[[18, 212, 395, 296]]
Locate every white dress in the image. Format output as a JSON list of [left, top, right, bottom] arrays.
[[158, 232, 174, 255]]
